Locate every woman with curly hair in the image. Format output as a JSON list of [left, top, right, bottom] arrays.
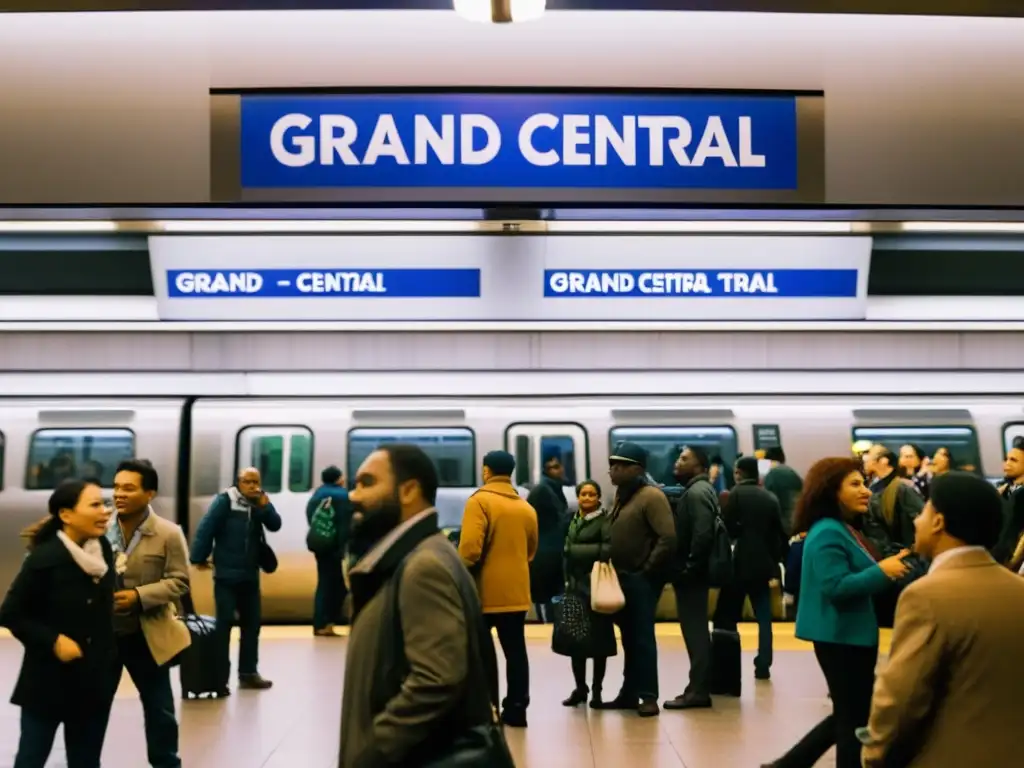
[[763, 458, 912, 768]]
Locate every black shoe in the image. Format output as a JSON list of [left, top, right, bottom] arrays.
[[562, 688, 588, 707], [755, 669, 771, 681], [591, 694, 638, 710], [500, 708, 527, 728], [589, 687, 603, 708], [238, 673, 273, 690], [637, 699, 660, 717], [663, 693, 712, 710]]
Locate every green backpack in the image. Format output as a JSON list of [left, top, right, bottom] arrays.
[[306, 498, 338, 554]]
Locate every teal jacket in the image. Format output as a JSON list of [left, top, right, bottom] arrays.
[[794, 517, 890, 648]]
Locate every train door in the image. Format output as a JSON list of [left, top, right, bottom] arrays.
[[504, 423, 589, 510], [236, 426, 314, 557]]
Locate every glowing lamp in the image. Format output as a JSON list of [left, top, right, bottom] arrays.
[[453, 0, 547, 24]]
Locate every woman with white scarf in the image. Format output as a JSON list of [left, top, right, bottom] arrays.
[[1, 478, 118, 768]]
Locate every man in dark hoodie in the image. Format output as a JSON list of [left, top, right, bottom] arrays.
[[525, 449, 570, 622], [306, 465, 353, 636], [596, 441, 676, 718], [664, 445, 718, 710], [763, 447, 803, 535]]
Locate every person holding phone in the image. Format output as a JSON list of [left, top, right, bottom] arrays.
[[763, 458, 911, 768], [1, 479, 118, 768], [190, 466, 282, 695]]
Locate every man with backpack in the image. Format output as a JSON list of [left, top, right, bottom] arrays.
[[306, 465, 353, 637], [664, 446, 722, 710], [861, 446, 926, 629]]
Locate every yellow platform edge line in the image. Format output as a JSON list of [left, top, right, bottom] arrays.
[[2, 625, 892, 654]]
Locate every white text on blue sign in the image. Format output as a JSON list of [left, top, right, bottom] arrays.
[[166, 268, 482, 299], [269, 113, 767, 170], [239, 94, 798, 190], [543, 269, 858, 298]]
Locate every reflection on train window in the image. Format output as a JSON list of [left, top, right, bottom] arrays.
[[852, 426, 983, 475], [26, 428, 135, 490], [238, 426, 315, 496], [1002, 423, 1024, 457], [250, 435, 284, 494], [540, 436, 579, 486], [609, 426, 739, 488], [288, 433, 313, 493], [348, 428, 476, 487]]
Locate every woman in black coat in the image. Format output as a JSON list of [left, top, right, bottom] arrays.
[[558, 480, 617, 708], [0, 478, 119, 768]]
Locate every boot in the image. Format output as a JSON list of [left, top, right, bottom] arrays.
[[591, 692, 638, 710], [562, 687, 588, 707], [589, 686, 603, 708], [637, 698, 660, 717], [238, 673, 273, 690]]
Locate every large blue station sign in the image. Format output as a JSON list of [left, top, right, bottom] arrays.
[[237, 92, 800, 191]]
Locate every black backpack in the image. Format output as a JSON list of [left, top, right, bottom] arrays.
[[673, 479, 734, 587], [707, 512, 735, 588]]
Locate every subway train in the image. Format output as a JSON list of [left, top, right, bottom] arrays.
[[0, 370, 1020, 622]]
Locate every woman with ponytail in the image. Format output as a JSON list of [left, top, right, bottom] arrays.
[[0, 478, 119, 768]]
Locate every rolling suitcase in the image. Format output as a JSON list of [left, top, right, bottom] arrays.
[[709, 628, 742, 698], [178, 595, 224, 700]]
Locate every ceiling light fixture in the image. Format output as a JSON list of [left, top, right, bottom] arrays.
[[453, 0, 547, 24]]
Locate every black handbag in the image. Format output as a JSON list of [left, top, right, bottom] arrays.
[[257, 528, 278, 574], [382, 552, 515, 768], [550, 593, 591, 658]]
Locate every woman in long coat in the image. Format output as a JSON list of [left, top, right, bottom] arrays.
[[1, 478, 118, 767], [558, 480, 618, 708]]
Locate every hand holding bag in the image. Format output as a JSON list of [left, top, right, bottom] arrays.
[[590, 561, 626, 614], [550, 593, 591, 658]]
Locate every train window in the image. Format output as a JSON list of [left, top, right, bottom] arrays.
[[347, 428, 476, 487], [237, 426, 315, 496], [851, 426, 983, 475], [249, 435, 284, 494], [1002, 423, 1024, 457], [26, 428, 135, 490], [609, 426, 739, 488], [505, 423, 590, 491], [288, 433, 313, 493]]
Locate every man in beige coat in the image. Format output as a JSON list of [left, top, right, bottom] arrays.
[[108, 459, 191, 768], [861, 471, 1024, 767]]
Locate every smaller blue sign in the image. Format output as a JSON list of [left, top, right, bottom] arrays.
[[167, 268, 481, 298], [543, 269, 858, 298]]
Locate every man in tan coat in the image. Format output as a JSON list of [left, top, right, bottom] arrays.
[[108, 459, 191, 768], [861, 471, 1024, 767], [458, 449, 539, 728]]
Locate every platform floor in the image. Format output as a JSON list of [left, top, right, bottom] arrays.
[[0, 624, 893, 768]]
